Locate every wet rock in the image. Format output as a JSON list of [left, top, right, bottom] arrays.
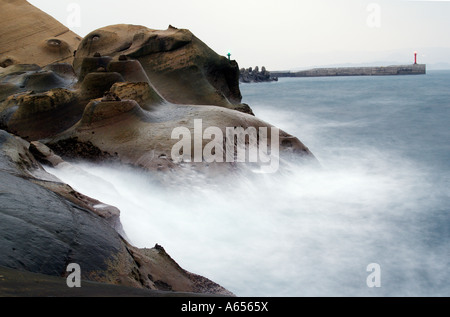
[[21, 70, 67, 92], [240, 66, 278, 83], [43, 63, 78, 83], [47, 137, 117, 163], [0, 64, 42, 78], [29, 141, 65, 168], [0, 0, 316, 297], [0, 83, 20, 104], [0, 130, 127, 280], [45, 97, 314, 172], [0, 129, 233, 295], [0, 64, 76, 103], [0, 88, 82, 140]]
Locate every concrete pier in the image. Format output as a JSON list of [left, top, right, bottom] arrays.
[[272, 64, 426, 78]]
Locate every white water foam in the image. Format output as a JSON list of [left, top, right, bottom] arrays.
[[45, 145, 447, 296]]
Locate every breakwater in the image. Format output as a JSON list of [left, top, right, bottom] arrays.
[[272, 64, 426, 78]]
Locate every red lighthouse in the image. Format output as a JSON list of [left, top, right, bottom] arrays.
[[414, 51, 417, 64]]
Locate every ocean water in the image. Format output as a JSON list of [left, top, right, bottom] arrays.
[[47, 71, 450, 297]]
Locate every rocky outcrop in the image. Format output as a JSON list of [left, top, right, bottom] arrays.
[[0, 0, 81, 67], [1, 37, 313, 171], [0, 129, 233, 296], [0, 0, 316, 297], [0, 265, 224, 297], [0, 88, 83, 140], [240, 66, 278, 83], [73, 25, 246, 112], [44, 95, 313, 171]]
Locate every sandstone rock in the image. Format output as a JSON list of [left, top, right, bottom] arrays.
[[0, 0, 81, 67], [126, 244, 234, 295], [110, 82, 166, 110], [43, 63, 78, 82], [0, 63, 77, 105], [29, 140, 65, 168], [0, 265, 222, 297], [77, 55, 114, 82], [0, 129, 233, 295], [0, 83, 20, 104], [73, 24, 246, 112], [107, 58, 150, 83], [0, 88, 82, 140], [80, 72, 125, 100], [79, 99, 147, 128], [45, 95, 314, 172], [0, 64, 42, 78], [0, 0, 316, 297], [0, 51, 311, 173]]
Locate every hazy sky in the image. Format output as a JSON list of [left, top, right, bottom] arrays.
[[29, 0, 450, 70]]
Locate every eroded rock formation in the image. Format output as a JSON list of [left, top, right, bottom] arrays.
[[0, 0, 315, 296], [0, 0, 81, 67], [73, 25, 247, 112], [0, 129, 233, 296]]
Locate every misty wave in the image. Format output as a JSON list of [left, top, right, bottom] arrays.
[[44, 74, 450, 296], [45, 147, 447, 296]]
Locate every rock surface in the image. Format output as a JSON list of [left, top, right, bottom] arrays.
[[73, 24, 247, 112], [0, 129, 233, 296], [44, 98, 313, 171], [0, 0, 81, 68], [0, 0, 316, 297], [0, 265, 223, 297], [240, 66, 278, 83]]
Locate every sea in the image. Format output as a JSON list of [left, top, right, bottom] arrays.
[[47, 70, 450, 297]]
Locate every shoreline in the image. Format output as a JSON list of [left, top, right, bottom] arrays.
[[0, 265, 225, 297]]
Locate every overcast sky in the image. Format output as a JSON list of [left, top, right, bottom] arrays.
[[29, 0, 450, 70]]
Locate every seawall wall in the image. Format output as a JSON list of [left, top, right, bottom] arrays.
[[272, 64, 426, 78]]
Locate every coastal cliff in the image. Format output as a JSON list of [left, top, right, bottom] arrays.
[[0, 0, 315, 296]]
